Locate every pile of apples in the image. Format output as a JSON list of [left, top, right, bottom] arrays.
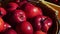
[[0, 0, 53, 34]]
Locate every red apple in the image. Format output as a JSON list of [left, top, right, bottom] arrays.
[[23, 3, 43, 18], [7, 10, 26, 28], [42, 17, 52, 32], [16, 21, 33, 34], [13, 10, 26, 23], [33, 15, 47, 31], [44, 17, 52, 27], [4, 23, 11, 30], [0, 7, 6, 17], [0, 17, 11, 32], [8, 10, 26, 25], [34, 16, 42, 31], [34, 31, 46, 34], [34, 15, 52, 32], [7, 2, 18, 12], [0, 17, 4, 32], [5, 29, 17, 34]]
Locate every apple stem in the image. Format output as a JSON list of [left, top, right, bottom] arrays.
[[41, 18, 47, 24]]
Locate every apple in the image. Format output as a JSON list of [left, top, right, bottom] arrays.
[[34, 31, 46, 34], [6, 10, 26, 28], [0, 17, 11, 32], [12, 10, 26, 23], [34, 15, 52, 32], [33, 15, 47, 31], [4, 23, 11, 30], [34, 16, 42, 31], [0, 17, 4, 32], [7, 10, 26, 24], [22, 3, 43, 18], [0, 22, 11, 32], [7, 2, 18, 12], [42, 17, 52, 32], [0, 7, 6, 17], [16, 21, 33, 34], [5, 29, 17, 34]]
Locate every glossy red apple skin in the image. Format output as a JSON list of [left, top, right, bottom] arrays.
[[34, 16, 42, 31], [7, 2, 18, 12], [34, 31, 46, 34], [44, 17, 52, 27], [0, 7, 6, 17], [42, 17, 52, 32], [23, 3, 42, 18], [5, 29, 17, 34], [16, 21, 33, 34], [6, 10, 26, 29], [33, 15, 52, 32], [7, 10, 26, 26], [33, 15, 47, 31], [0, 17, 4, 32], [35, 16, 52, 32], [0, 18, 11, 32], [13, 10, 26, 23], [4, 23, 11, 30]]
